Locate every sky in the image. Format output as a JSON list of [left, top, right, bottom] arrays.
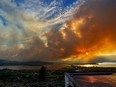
[[0, 0, 116, 64]]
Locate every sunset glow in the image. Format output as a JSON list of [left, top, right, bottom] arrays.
[[84, 64, 93, 67]]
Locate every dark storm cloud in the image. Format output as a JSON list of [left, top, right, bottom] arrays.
[[17, 29, 80, 61], [43, 0, 116, 62], [70, 0, 116, 48], [17, 0, 116, 62]]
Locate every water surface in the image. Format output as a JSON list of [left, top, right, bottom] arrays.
[[73, 75, 116, 87]]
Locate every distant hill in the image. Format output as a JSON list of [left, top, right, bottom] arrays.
[[0, 59, 53, 66]]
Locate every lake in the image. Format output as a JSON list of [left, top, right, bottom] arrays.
[[73, 74, 116, 87]]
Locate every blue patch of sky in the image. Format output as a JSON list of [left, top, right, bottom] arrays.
[[0, 1, 15, 14], [11, 0, 24, 6], [62, 0, 78, 8], [12, 0, 78, 30], [0, 16, 8, 26], [12, 0, 78, 8], [43, 0, 78, 21]]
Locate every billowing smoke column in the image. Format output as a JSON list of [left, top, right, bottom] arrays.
[[43, 0, 116, 62], [60, 0, 116, 62], [0, 0, 116, 63]]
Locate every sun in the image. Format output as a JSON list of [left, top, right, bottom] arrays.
[[85, 52, 89, 55]]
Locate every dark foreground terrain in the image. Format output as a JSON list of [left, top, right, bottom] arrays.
[[0, 69, 64, 87], [0, 66, 115, 87]]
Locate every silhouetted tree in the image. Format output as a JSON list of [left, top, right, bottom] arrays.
[[39, 66, 47, 82]]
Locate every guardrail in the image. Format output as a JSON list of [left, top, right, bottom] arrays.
[[65, 73, 80, 87]]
